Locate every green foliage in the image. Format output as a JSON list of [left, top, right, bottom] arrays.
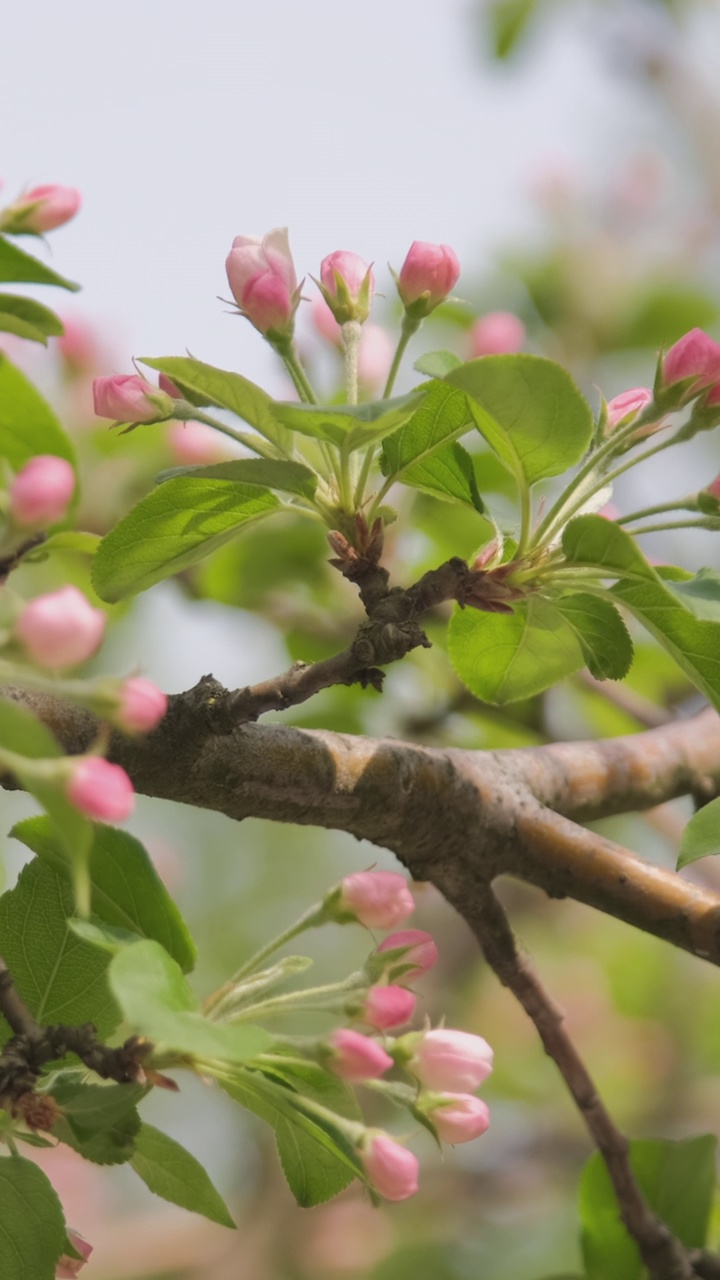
[[92, 475, 280, 601], [141, 355, 291, 450], [449, 596, 585, 703], [49, 1074, 145, 1166], [157, 458, 319, 500], [0, 355, 75, 467], [553, 594, 633, 681], [414, 349, 463, 377], [446, 355, 593, 485], [130, 1123, 236, 1227], [380, 381, 472, 484], [274, 391, 424, 451], [0, 859, 119, 1043], [677, 796, 720, 869], [0, 235, 79, 291], [579, 1137, 717, 1279], [0, 295, 64, 345], [11, 817, 197, 972], [398, 441, 486, 510], [487, 0, 537, 58], [0, 1156, 67, 1280], [108, 940, 272, 1061]]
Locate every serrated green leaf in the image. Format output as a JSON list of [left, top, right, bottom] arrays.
[[11, 817, 196, 973], [92, 476, 280, 601], [221, 1069, 364, 1206], [380, 381, 473, 484], [414, 349, 462, 378], [397, 440, 485, 510], [140, 356, 289, 448], [0, 859, 119, 1045], [553, 593, 633, 681], [155, 457, 318, 500], [0, 295, 63, 345], [445, 355, 593, 486], [0, 236, 80, 291], [562, 516, 720, 712], [108, 941, 271, 1062], [677, 796, 720, 869], [273, 392, 424, 452], [448, 596, 584, 704], [0, 354, 75, 467], [580, 1136, 717, 1280], [131, 1123, 235, 1226], [0, 1155, 67, 1279], [48, 1075, 144, 1166]]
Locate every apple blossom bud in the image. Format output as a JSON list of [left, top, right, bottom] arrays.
[[661, 329, 720, 394], [359, 985, 416, 1030], [3, 184, 81, 234], [115, 677, 167, 733], [15, 586, 105, 669], [93, 374, 174, 424], [318, 251, 374, 325], [226, 227, 298, 337], [420, 1092, 490, 1144], [358, 324, 394, 393], [409, 1028, 494, 1092], [396, 241, 460, 318], [606, 387, 653, 429], [324, 1029, 393, 1082], [375, 930, 438, 980], [66, 757, 135, 822], [8, 455, 75, 527], [331, 870, 415, 929], [360, 1132, 419, 1201], [470, 311, 525, 357], [56, 1230, 93, 1278]]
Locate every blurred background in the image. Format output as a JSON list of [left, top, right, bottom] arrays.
[[4, 0, 720, 1276]]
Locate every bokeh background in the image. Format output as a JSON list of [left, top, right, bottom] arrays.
[[3, 0, 720, 1276]]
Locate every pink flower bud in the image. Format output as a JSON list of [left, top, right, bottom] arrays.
[[166, 421, 230, 465], [410, 1028, 494, 1092], [360, 985, 416, 1030], [422, 1092, 490, 1144], [93, 374, 174, 423], [360, 1132, 419, 1201], [358, 324, 394, 393], [662, 329, 720, 392], [375, 930, 438, 980], [15, 586, 105, 669], [325, 1029, 393, 1082], [67, 757, 135, 822], [470, 312, 525, 357], [56, 1230, 93, 1278], [116, 677, 167, 733], [8, 184, 81, 234], [606, 387, 653, 429], [9, 455, 75, 527], [397, 241, 460, 316], [226, 227, 298, 337], [319, 251, 374, 324], [335, 871, 415, 929]]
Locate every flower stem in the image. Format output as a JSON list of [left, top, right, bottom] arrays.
[[341, 321, 361, 406], [275, 340, 318, 404], [203, 905, 327, 1013], [180, 409, 282, 459], [383, 315, 421, 399]]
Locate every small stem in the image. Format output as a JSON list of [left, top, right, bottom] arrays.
[[180, 409, 282, 460], [516, 481, 533, 558], [275, 341, 318, 404], [217, 974, 367, 1023], [383, 315, 420, 399], [204, 905, 326, 1013], [354, 445, 377, 510], [341, 321, 361, 406], [622, 518, 720, 536], [617, 498, 699, 525]]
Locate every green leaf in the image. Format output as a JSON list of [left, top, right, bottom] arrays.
[[92, 476, 280, 602], [273, 392, 424, 452], [677, 796, 720, 869], [221, 1069, 364, 1206], [562, 516, 720, 712], [0, 295, 64, 345], [108, 941, 271, 1062], [0, 696, 61, 759], [662, 567, 720, 622], [445, 355, 593, 486], [140, 356, 289, 449], [156, 457, 318, 501], [414, 349, 462, 378], [488, 0, 537, 58], [0, 355, 75, 467], [0, 1155, 67, 1279], [29, 531, 101, 559], [380, 381, 473, 483], [580, 1136, 717, 1280], [553, 593, 633, 681], [0, 235, 80, 291], [395, 439, 485, 511], [11, 817, 196, 973], [49, 1075, 144, 1166], [0, 859, 119, 1043], [131, 1123, 235, 1227], [448, 595, 585, 704]]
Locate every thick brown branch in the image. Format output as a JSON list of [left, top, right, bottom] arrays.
[[461, 887, 696, 1280]]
